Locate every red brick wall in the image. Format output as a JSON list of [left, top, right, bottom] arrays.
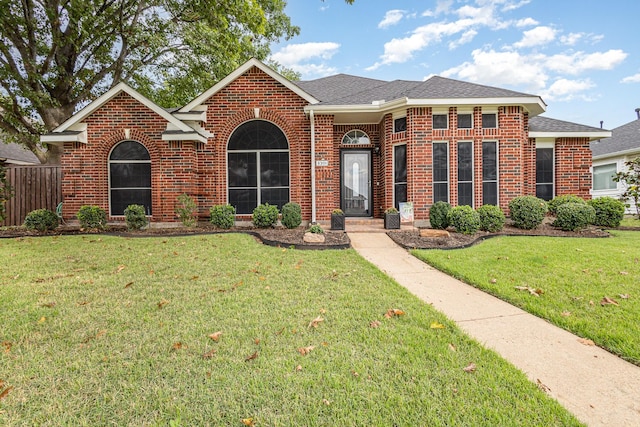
[[554, 138, 592, 199]]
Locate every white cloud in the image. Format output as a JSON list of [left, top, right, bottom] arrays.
[[541, 78, 595, 101], [515, 17, 538, 27], [621, 73, 640, 83], [270, 42, 340, 78], [378, 9, 405, 29], [449, 30, 478, 50], [501, 0, 531, 12], [560, 32, 583, 46], [545, 49, 628, 75], [513, 26, 557, 48]]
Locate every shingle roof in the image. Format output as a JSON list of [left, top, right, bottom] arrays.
[[529, 116, 604, 133], [590, 118, 640, 158], [0, 141, 40, 164], [295, 74, 539, 105]]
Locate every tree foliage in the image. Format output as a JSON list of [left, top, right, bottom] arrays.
[[0, 0, 300, 163], [613, 157, 640, 219]]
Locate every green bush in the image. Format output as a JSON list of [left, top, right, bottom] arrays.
[[508, 196, 548, 230], [548, 194, 586, 215], [210, 204, 236, 229], [447, 205, 480, 235], [553, 202, 595, 231], [588, 197, 626, 228], [477, 204, 506, 232], [176, 194, 198, 227], [429, 201, 451, 229], [281, 202, 302, 229], [308, 223, 324, 234], [77, 205, 107, 230], [252, 203, 279, 228], [23, 209, 59, 232], [124, 204, 148, 230]]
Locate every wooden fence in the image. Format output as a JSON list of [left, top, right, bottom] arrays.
[[1, 165, 62, 227]]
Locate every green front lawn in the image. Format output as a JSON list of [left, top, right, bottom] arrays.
[[0, 234, 580, 426], [413, 231, 640, 365]]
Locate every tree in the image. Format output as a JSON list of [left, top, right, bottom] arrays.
[[613, 157, 640, 219], [0, 0, 300, 164], [0, 162, 12, 222]]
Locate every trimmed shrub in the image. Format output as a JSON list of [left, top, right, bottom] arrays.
[[548, 194, 586, 215], [176, 194, 198, 227], [308, 223, 324, 234], [447, 205, 480, 235], [23, 209, 59, 232], [553, 202, 595, 231], [252, 203, 279, 228], [210, 204, 236, 229], [124, 204, 148, 230], [429, 201, 451, 230], [281, 202, 302, 229], [477, 204, 506, 232], [509, 196, 548, 230], [588, 197, 626, 228], [77, 205, 107, 230]]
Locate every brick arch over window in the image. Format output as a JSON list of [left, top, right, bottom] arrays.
[[226, 118, 290, 214], [97, 129, 162, 218]]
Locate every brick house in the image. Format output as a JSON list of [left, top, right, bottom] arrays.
[[41, 58, 609, 224]]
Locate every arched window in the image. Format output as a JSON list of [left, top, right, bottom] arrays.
[[341, 130, 370, 145], [228, 120, 289, 214], [109, 140, 151, 216]]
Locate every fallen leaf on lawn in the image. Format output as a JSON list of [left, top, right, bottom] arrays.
[[208, 331, 222, 342], [254, 338, 260, 345], [297, 346, 315, 356], [0, 385, 13, 401], [536, 379, 551, 393], [514, 286, 543, 296], [116, 265, 125, 273], [619, 271, 629, 275], [40, 302, 56, 308], [575, 248, 583, 252], [2, 342, 12, 353], [430, 322, 445, 329], [369, 320, 381, 328], [157, 299, 170, 309], [202, 349, 217, 359], [295, 365, 302, 372], [241, 417, 255, 426], [384, 308, 405, 318], [124, 282, 133, 289], [489, 278, 497, 284], [589, 300, 595, 306], [322, 399, 331, 406], [171, 342, 184, 351], [561, 311, 571, 317], [448, 343, 457, 352], [463, 363, 476, 373], [308, 316, 324, 329], [618, 294, 630, 299], [37, 316, 46, 323], [600, 297, 619, 306], [571, 296, 583, 301], [352, 371, 359, 377], [244, 351, 258, 362], [577, 338, 595, 346]]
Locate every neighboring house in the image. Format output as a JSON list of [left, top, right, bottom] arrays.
[[590, 111, 640, 213], [0, 141, 40, 165], [41, 58, 609, 224]]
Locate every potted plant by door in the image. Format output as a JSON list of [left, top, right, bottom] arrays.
[[384, 207, 400, 229], [331, 208, 345, 230]]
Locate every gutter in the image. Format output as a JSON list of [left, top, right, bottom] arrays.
[[310, 109, 316, 224]]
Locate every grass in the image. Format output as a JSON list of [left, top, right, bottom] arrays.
[[413, 231, 640, 365], [0, 234, 581, 426], [619, 215, 640, 227]]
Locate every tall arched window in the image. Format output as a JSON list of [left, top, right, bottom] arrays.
[[228, 120, 289, 214], [109, 140, 152, 216]]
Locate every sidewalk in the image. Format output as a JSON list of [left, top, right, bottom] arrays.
[[349, 232, 640, 427]]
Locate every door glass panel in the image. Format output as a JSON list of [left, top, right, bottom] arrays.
[[342, 151, 371, 216]]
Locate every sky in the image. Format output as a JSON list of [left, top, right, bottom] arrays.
[[270, 0, 640, 129]]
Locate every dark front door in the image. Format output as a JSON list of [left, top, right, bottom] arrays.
[[341, 150, 372, 216]]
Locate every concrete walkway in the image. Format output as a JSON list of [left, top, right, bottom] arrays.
[[349, 232, 640, 427]]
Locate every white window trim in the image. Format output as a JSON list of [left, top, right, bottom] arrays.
[[432, 141, 450, 203], [393, 143, 407, 207], [481, 112, 498, 129], [342, 129, 371, 145], [482, 140, 499, 206], [432, 113, 449, 130], [457, 140, 474, 207], [108, 141, 152, 217], [592, 162, 618, 192], [393, 116, 407, 133], [457, 112, 474, 129], [535, 143, 555, 200]]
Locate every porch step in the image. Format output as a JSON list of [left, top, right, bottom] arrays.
[[319, 218, 416, 233]]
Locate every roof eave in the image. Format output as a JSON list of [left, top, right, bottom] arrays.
[[593, 146, 640, 160], [529, 131, 612, 141]]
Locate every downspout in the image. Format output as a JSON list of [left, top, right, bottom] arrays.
[[310, 109, 317, 223]]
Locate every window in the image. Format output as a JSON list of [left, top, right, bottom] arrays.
[[433, 142, 449, 203], [394, 117, 407, 133], [482, 141, 498, 205], [394, 144, 407, 209], [482, 113, 497, 129], [342, 129, 371, 145], [433, 114, 448, 129], [109, 140, 152, 216], [458, 113, 472, 129], [536, 147, 554, 201], [228, 120, 289, 214], [457, 142, 473, 206], [593, 163, 617, 191]]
